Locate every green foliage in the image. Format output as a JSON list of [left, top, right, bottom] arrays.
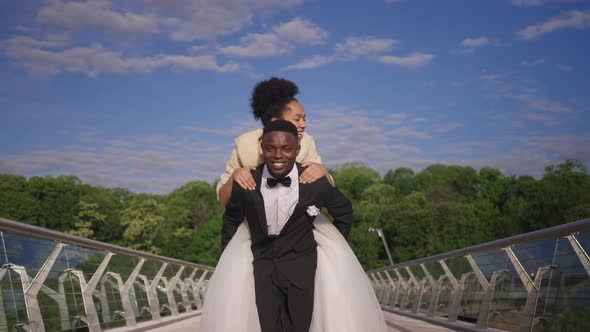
[[120, 197, 165, 254], [0, 158, 588, 271], [331, 162, 381, 200], [66, 200, 105, 239]]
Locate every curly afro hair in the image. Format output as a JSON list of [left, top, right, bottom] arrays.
[[250, 77, 299, 126]]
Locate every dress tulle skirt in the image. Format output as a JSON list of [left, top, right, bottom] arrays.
[[200, 215, 387, 332]]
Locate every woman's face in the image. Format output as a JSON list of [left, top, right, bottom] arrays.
[[277, 100, 306, 141]]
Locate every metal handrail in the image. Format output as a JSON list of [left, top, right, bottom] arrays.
[[368, 217, 590, 273], [0, 217, 214, 270]]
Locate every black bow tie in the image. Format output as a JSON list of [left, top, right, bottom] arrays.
[[267, 176, 292, 188]]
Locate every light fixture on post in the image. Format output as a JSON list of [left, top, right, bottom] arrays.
[[368, 227, 394, 266]]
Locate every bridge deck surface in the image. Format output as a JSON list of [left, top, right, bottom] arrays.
[[113, 310, 458, 332]]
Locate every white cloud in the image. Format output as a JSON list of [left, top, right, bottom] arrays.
[[516, 9, 590, 40], [166, 0, 303, 41], [513, 93, 574, 113], [520, 57, 547, 66], [334, 37, 397, 58], [525, 113, 559, 126], [272, 18, 328, 45], [36, 0, 304, 42], [219, 17, 327, 57], [219, 33, 292, 57], [378, 52, 435, 69], [557, 64, 573, 71], [432, 123, 464, 133], [2, 37, 240, 77], [282, 55, 336, 70], [37, 0, 159, 34], [389, 126, 433, 139], [509, 0, 579, 6], [283, 36, 397, 70], [461, 36, 490, 53]]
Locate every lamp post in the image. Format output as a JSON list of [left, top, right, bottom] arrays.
[[368, 227, 394, 266]]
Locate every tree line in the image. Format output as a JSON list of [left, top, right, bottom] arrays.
[[1, 159, 589, 270]]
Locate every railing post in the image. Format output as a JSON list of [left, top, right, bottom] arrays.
[[165, 266, 184, 316], [119, 258, 145, 326], [192, 271, 209, 309], [404, 267, 423, 313], [376, 272, 389, 304], [439, 259, 461, 322], [393, 269, 408, 309], [382, 270, 397, 307], [504, 247, 539, 332], [20, 242, 64, 332], [420, 263, 438, 316], [566, 234, 590, 277], [69, 252, 114, 332], [465, 254, 493, 329], [179, 268, 198, 312], [147, 263, 168, 320]]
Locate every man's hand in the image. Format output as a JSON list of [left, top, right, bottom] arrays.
[[232, 166, 257, 190], [300, 162, 328, 184]]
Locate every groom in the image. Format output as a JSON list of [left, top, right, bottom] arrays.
[[221, 120, 353, 332]]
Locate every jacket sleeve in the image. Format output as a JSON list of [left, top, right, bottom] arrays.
[[216, 147, 241, 201], [302, 134, 335, 184], [221, 181, 245, 253], [322, 180, 354, 239]]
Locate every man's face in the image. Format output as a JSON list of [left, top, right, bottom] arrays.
[[261, 130, 300, 178]]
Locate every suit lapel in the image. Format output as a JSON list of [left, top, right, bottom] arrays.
[[253, 164, 268, 235]]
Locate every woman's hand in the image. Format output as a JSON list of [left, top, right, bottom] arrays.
[[232, 166, 257, 190], [300, 162, 328, 184]]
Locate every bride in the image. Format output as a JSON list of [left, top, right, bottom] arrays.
[[201, 77, 386, 332]]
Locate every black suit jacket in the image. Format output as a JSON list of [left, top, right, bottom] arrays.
[[222, 163, 353, 289]]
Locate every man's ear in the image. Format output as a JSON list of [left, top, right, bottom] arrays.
[[296, 144, 301, 156]]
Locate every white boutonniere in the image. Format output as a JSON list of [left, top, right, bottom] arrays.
[[306, 205, 320, 217]]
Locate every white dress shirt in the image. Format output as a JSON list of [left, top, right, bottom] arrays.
[[260, 164, 299, 235]]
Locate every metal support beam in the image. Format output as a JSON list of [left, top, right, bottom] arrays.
[[119, 258, 145, 326], [519, 265, 554, 332], [393, 269, 409, 308], [20, 242, 64, 332], [438, 260, 461, 322], [191, 271, 208, 309], [420, 263, 439, 316], [566, 234, 590, 277], [504, 247, 536, 293], [465, 254, 494, 329], [382, 270, 397, 308], [146, 263, 168, 320], [179, 268, 198, 312], [164, 266, 184, 316], [69, 252, 114, 332]]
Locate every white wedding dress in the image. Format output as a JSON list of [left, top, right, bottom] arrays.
[[200, 214, 387, 332]]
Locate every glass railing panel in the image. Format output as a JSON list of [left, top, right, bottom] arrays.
[[0, 218, 215, 332], [471, 249, 510, 281], [99, 254, 138, 330], [576, 231, 590, 253], [135, 259, 164, 323], [460, 271, 484, 323], [0, 233, 58, 331], [511, 238, 559, 278], [424, 261, 445, 279], [156, 264, 178, 317], [434, 273, 452, 317], [472, 249, 526, 331], [533, 237, 590, 331]]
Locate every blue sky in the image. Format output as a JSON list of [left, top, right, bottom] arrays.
[[1, 0, 589, 193]]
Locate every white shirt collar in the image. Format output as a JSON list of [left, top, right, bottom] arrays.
[[262, 163, 299, 188]]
